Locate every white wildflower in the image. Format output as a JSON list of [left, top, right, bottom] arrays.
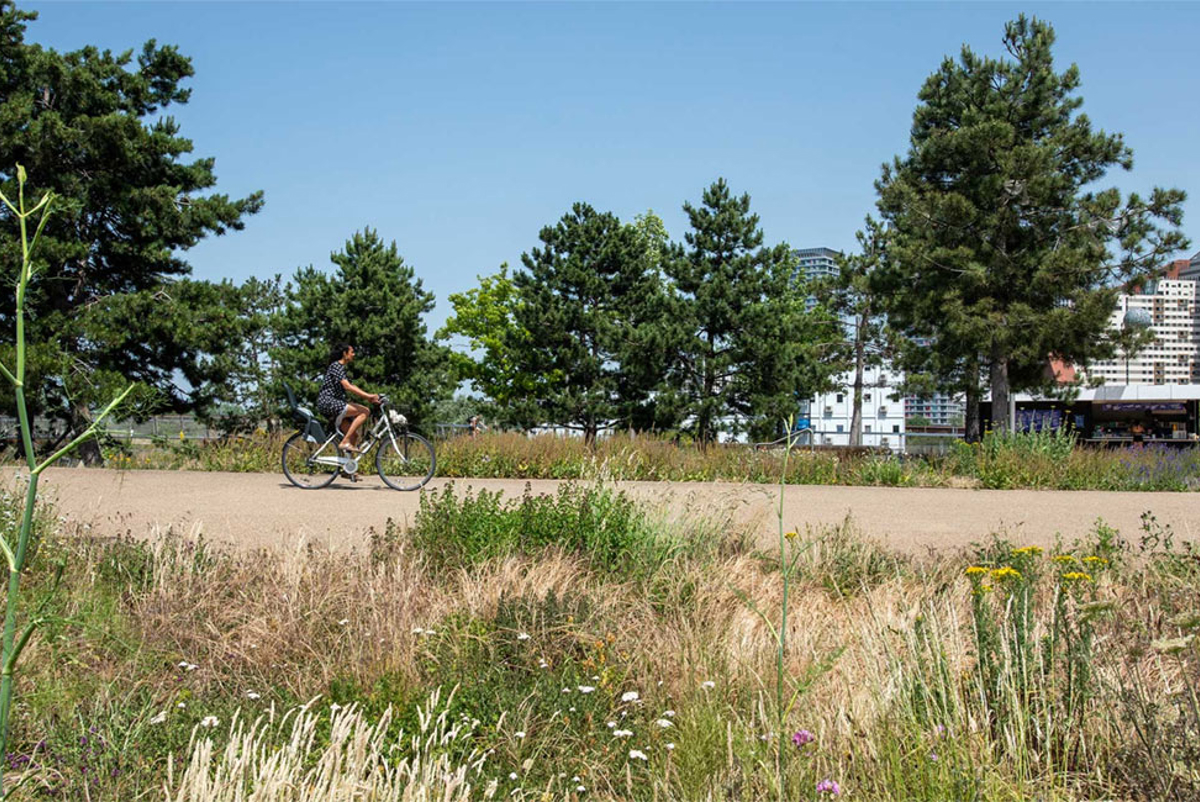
[[517, 632, 530, 641], [621, 691, 640, 703], [200, 716, 219, 728], [666, 742, 675, 750], [578, 685, 595, 694], [245, 691, 261, 700], [337, 619, 349, 626], [612, 729, 633, 738], [656, 719, 673, 728], [149, 711, 167, 725], [701, 680, 715, 690], [515, 731, 526, 739], [607, 721, 616, 728], [411, 627, 425, 635], [663, 709, 675, 717], [629, 749, 648, 761], [508, 772, 518, 780]]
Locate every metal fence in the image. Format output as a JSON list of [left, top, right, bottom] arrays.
[[0, 414, 215, 443]]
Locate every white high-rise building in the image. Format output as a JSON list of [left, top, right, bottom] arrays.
[[1087, 269, 1200, 385]]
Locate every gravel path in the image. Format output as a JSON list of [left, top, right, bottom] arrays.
[[12, 467, 1199, 556]]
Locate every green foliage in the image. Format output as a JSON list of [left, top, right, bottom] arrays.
[[876, 16, 1189, 432], [511, 203, 668, 439], [0, 3, 262, 451], [664, 179, 842, 444], [410, 481, 672, 576], [273, 228, 453, 427], [438, 264, 547, 428]]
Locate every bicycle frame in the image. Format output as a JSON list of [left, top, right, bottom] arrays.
[[307, 403, 404, 473]]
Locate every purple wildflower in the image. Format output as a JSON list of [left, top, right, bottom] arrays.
[[816, 779, 841, 796], [792, 729, 815, 748]]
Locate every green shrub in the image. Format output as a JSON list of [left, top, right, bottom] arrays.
[[410, 481, 672, 576]]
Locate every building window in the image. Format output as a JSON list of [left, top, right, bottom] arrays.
[[893, 425, 900, 433], [864, 393, 871, 402], [836, 425, 844, 433], [836, 394, 844, 403], [865, 424, 872, 433]]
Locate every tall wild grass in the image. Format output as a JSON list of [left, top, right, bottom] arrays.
[[3, 482, 1198, 799]]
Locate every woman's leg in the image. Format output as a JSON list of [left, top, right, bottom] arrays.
[[339, 403, 370, 449]]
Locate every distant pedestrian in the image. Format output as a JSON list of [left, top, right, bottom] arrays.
[[467, 415, 487, 438]]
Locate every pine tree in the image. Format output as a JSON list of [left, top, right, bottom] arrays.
[[510, 203, 662, 441], [665, 179, 839, 444], [876, 16, 1188, 431], [0, 2, 262, 458], [274, 229, 452, 426]]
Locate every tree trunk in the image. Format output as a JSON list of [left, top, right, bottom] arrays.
[[69, 402, 104, 465], [965, 386, 982, 443], [849, 336, 865, 448], [990, 348, 1011, 435]]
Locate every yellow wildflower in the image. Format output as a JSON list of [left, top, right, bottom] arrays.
[[1082, 556, 1108, 566], [965, 566, 988, 576], [1061, 572, 1093, 583], [1052, 555, 1075, 565], [990, 566, 1022, 581], [1013, 546, 1043, 556], [785, 530, 798, 540]]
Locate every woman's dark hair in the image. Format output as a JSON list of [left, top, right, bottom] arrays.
[[329, 342, 353, 363]]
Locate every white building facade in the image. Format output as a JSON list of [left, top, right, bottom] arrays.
[[808, 364, 906, 450], [1087, 274, 1200, 385]]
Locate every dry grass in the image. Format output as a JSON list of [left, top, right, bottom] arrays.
[[7, 482, 1200, 800]]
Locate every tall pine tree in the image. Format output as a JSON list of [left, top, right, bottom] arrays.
[[0, 2, 262, 458], [511, 203, 663, 441], [876, 16, 1188, 431], [665, 179, 840, 444]]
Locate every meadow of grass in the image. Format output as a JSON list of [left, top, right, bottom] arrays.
[[3, 479, 1198, 800], [96, 427, 1200, 492]]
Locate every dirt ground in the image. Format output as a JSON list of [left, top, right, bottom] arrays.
[[12, 467, 1198, 557]]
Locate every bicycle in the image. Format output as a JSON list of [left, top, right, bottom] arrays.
[[281, 384, 436, 491]]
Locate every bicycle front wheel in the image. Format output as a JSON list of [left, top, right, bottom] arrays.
[[282, 432, 339, 489], [376, 432, 436, 491]]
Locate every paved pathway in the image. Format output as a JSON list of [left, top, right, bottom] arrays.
[[13, 468, 1198, 555]]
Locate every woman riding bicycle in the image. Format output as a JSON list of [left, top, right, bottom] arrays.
[[316, 343, 379, 453]]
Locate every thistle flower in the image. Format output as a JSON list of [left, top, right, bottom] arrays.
[[816, 779, 841, 796], [792, 729, 815, 747]]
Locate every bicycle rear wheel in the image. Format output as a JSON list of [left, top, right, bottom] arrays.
[[376, 431, 436, 491], [282, 432, 339, 489]]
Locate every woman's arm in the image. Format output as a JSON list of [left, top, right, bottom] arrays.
[[341, 378, 379, 403]]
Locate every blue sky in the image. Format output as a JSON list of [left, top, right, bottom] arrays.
[[25, 1, 1200, 330]]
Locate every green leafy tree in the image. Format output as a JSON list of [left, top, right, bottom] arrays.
[[438, 264, 548, 428], [665, 179, 840, 444], [875, 16, 1188, 432], [0, 2, 262, 458], [511, 202, 663, 441], [273, 229, 452, 426]]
